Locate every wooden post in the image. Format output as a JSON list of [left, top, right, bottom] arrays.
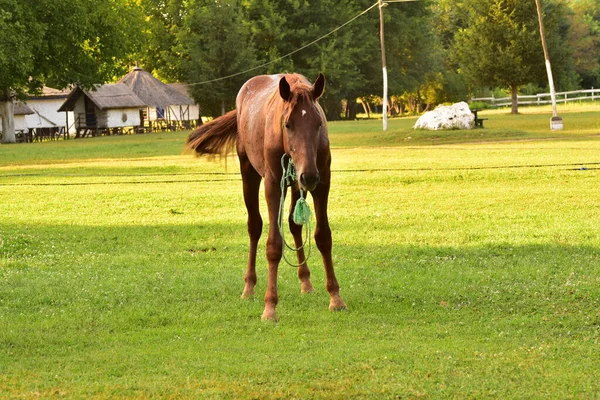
[[377, 0, 421, 130], [378, 0, 388, 131], [534, 0, 562, 129]]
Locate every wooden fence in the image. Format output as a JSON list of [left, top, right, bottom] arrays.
[[471, 88, 600, 107]]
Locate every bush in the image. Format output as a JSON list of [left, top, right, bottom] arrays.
[[468, 101, 491, 110]]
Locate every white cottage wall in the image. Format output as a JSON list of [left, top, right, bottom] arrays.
[[14, 115, 27, 131], [26, 98, 75, 133], [167, 104, 200, 121], [148, 107, 158, 121], [72, 99, 86, 127], [0, 115, 27, 132], [188, 104, 200, 120], [98, 109, 140, 128]]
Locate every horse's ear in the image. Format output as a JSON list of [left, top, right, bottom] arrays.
[[312, 73, 325, 99], [279, 77, 292, 102]]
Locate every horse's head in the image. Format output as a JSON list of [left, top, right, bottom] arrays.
[[279, 73, 326, 192]]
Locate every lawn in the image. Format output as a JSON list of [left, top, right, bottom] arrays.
[[1, 109, 600, 398]]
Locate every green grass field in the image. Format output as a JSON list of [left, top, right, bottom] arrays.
[[2, 108, 600, 398]]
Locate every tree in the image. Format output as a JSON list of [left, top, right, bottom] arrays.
[[430, 0, 470, 103], [135, 0, 187, 81], [244, 0, 375, 120], [0, 0, 145, 143], [133, 0, 448, 119], [244, 0, 441, 120], [567, 0, 600, 88], [384, 1, 444, 112], [179, 0, 257, 117], [452, 0, 572, 114]]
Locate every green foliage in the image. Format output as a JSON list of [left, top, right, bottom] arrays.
[[180, 0, 257, 116], [467, 100, 491, 110], [1, 0, 145, 95], [135, 0, 443, 119], [542, 0, 578, 90], [451, 0, 574, 112], [136, 0, 188, 82], [0, 0, 147, 142], [385, 2, 442, 96], [0, 0, 42, 95], [2, 0, 600, 122], [567, 0, 600, 88], [454, 0, 544, 89], [519, 83, 545, 96], [131, 0, 598, 117]]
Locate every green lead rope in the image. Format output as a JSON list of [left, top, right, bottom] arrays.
[[278, 154, 312, 267], [293, 196, 311, 225]]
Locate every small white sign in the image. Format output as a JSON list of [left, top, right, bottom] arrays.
[[550, 116, 563, 130]]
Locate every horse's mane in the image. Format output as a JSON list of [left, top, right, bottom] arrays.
[[268, 74, 316, 133]]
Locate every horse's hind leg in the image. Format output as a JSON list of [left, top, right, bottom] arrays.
[[240, 155, 262, 298], [288, 187, 314, 293]]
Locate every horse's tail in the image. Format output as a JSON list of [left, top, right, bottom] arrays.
[[186, 109, 238, 157]]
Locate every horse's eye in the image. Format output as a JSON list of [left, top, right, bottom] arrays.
[[285, 123, 291, 130]]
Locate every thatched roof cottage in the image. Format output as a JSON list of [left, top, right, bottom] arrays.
[[118, 67, 198, 130], [58, 84, 145, 137]]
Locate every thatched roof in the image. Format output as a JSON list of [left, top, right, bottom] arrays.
[[41, 86, 71, 96], [118, 67, 195, 107], [58, 84, 145, 112], [26, 86, 71, 101], [13, 101, 34, 115]]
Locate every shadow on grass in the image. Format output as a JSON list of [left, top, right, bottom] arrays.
[[2, 222, 599, 322]]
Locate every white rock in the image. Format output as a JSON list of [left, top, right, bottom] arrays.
[[413, 102, 474, 130]]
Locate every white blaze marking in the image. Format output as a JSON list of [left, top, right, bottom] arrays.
[[302, 110, 307, 117]]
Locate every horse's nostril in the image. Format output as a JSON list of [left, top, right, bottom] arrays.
[[300, 173, 320, 189]]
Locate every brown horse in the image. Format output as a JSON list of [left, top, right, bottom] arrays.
[[186, 73, 346, 321]]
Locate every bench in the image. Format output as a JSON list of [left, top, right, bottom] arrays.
[[472, 110, 488, 128], [475, 116, 488, 128]]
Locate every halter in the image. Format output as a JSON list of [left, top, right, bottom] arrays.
[[278, 154, 312, 267]]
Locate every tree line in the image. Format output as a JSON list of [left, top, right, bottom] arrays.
[[1, 0, 599, 141]]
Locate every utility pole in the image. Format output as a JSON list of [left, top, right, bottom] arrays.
[[378, 0, 388, 131], [377, 0, 420, 131], [534, 0, 563, 130]]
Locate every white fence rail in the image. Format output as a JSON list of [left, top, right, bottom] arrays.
[[471, 88, 600, 107]]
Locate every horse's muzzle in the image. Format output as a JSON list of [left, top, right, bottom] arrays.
[[299, 172, 320, 191]]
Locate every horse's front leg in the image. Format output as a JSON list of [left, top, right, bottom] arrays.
[[311, 174, 346, 311], [288, 186, 314, 294], [262, 175, 283, 321]]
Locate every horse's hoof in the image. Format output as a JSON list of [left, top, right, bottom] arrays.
[[329, 296, 347, 311], [301, 281, 314, 294], [260, 311, 279, 322], [241, 284, 255, 299], [261, 308, 278, 322]]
